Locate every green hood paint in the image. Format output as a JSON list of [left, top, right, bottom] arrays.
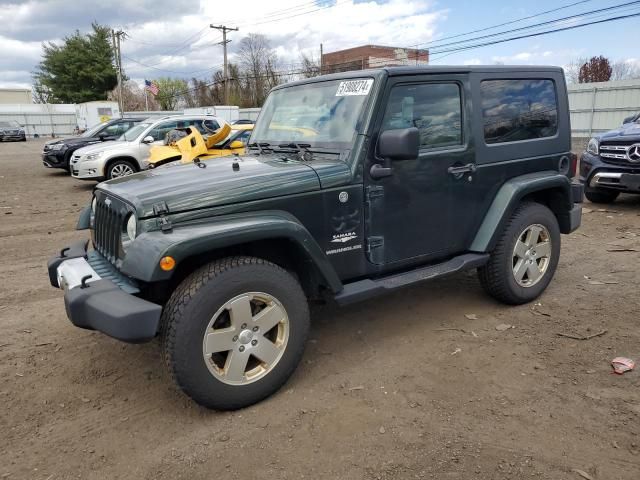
[[98, 154, 351, 218]]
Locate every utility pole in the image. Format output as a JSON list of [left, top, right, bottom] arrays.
[[210, 24, 238, 105], [112, 29, 125, 117], [320, 43, 323, 75]]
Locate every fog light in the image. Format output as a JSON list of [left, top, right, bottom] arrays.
[[160, 256, 176, 271]]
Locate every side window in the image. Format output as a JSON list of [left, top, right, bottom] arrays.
[[203, 119, 220, 132], [381, 83, 462, 150], [147, 121, 177, 141], [481, 79, 558, 144]]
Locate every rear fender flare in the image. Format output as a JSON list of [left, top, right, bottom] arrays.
[[470, 171, 572, 252]]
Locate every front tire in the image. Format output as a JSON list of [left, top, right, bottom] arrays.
[[585, 189, 619, 204], [478, 202, 560, 305], [106, 159, 137, 180], [161, 256, 310, 410]]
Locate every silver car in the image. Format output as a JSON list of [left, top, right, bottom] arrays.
[[70, 115, 224, 181]]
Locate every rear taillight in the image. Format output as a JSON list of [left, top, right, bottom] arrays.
[[569, 153, 578, 178]]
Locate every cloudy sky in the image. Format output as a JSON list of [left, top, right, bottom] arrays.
[[0, 0, 638, 90]]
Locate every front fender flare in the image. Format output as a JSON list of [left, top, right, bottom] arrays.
[[120, 210, 343, 292], [470, 171, 573, 253]]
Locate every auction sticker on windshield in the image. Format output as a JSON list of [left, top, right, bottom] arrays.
[[336, 79, 374, 96]]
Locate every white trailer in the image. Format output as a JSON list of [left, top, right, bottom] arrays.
[[182, 106, 239, 123], [75, 101, 121, 131]]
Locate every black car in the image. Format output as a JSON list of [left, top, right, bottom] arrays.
[[0, 120, 26, 141], [42, 118, 142, 171], [579, 116, 640, 203]]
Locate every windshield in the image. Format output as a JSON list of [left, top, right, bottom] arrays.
[[119, 122, 151, 141], [81, 122, 107, 138], [250, 78, 374, 150], [0, 120, 20, 128]]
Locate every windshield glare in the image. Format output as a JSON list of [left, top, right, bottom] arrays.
[[250, 78, 373, 150], [120, 123, 151, 141]]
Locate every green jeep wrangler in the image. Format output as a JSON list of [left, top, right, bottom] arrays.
[[48, 66, 583, 410]]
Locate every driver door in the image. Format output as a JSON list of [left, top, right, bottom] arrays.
[[365, 75, 482, 266]]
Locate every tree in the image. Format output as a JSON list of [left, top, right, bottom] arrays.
[[33, 23, 117, 103], [611, 60, 640, 81], [237, 33, 281, 107], [154, 78, 188, 110], [579, 56, 612, 83], [108, 80, 158, 111], [299, 52, 320, 78], [564, 57, 588, 84]]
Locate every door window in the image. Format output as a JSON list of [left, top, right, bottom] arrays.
[[147, 121, 178, 141], [481, 79, 557, 144], [381, 83, 462, 150]]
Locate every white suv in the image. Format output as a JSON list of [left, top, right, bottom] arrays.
[[70, 115, 225, 181]]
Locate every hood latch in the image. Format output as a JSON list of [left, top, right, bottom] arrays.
[[153, 202, 173, 233]]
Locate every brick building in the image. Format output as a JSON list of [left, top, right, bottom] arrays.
[[321, 44, 429, 74]]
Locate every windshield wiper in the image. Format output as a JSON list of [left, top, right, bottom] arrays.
[[247, 142, 273, 154], [278, 143, 314, 161]]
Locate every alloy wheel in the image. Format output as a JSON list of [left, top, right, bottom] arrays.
[[202, 292, 289, 385], [110, 163, 134, 178], [512, 223, 552, 287]]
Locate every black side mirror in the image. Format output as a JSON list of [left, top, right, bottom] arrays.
[[378, 127, 420, 161], [98, 133, 106, 141]]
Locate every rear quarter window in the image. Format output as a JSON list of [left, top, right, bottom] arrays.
[[481, 79, 558, 145]]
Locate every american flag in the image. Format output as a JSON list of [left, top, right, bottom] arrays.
[[144, 80, 159, 96]]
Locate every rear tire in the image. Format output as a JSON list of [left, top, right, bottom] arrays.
[[161, 256, 310, 410], [478, 202, 560, 305], [585, 189, 619, 204]]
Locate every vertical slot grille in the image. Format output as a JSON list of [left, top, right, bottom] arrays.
[[93, 195, 126, 265]]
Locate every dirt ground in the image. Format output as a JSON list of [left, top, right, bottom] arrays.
[[1, 139, 639, 480]]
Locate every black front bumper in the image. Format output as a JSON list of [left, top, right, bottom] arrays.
[[579, 152, 640, 193], [42, 151, 66, 168], [48, 241, 162, 343]]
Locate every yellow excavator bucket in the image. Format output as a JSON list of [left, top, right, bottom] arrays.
[[148, 123, 232, 167]]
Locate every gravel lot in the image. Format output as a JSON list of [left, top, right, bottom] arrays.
[[1, 139, 639, 480]]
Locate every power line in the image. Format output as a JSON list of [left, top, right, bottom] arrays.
[[321, 1, 640, 71], [417, 0, 640, 51], [409, 0, 594, 48], [428, 10, 640, 60]]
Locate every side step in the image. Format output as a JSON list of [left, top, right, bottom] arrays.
[[334, 253, 489, 306]]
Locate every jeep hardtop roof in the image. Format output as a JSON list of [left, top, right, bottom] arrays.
[[273, 65, 565, 90]]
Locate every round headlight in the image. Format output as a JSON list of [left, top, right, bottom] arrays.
[[126, 215, 137, 242]]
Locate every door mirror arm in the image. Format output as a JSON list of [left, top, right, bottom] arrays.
[[370, 162, 393, 179]]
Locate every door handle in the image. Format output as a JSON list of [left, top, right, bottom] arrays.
[[370, 163, 393, 179], [447, 163, 476, 176]]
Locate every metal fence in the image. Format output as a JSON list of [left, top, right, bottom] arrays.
[[568, 79, 640, 138], [0, 112, 77, 137]]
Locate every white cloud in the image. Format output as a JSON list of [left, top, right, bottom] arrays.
[[462, 58, 482, 65], [0, 0, 447, 87]]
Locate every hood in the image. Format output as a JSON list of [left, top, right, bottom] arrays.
[[74, 140, 127, 156], [99, 154, 326, 218], [597, 121, 640, 142], [45, 136, 101, 147]]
